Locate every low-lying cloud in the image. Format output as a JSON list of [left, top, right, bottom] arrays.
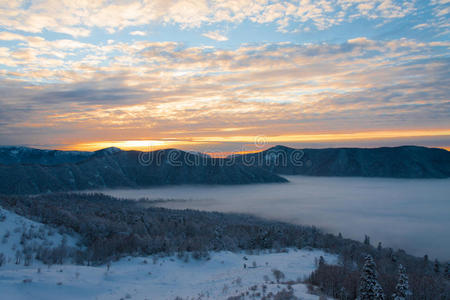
[[100, 176, 450, 260]]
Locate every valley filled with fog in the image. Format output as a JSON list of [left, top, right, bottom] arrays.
[[101, 176, 450, 260]]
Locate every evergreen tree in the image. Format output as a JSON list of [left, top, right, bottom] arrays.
[[373, 283, 385, 300], [318, 255, 325, 267], [338, 287, 348, 300], [392, 264, 410, 300], [364, 235, 370, 246], [434, 259, 440, 273], [359, 255, 385, 300]]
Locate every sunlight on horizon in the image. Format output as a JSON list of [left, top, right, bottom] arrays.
[[59, 129, 450, 153]]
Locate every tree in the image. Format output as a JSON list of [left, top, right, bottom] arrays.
[[359, 255, 384, 300], [272, 269, 285, 283], [392, 264, 410, 300], [377, 242, 382, 251], [318, 256, 325, 267], [364, 235, 371, 246], [434, 259, 440, 273], [338, 287, 348, 300], [15, 250, 22, 265]]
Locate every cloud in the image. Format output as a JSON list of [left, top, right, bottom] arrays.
[[130, 31, 146, 36], [0, 0, 422, 37], [412, 23, 431, 30], [202, 31, 228, 41], [0, 31, 28, 41], [0, 36, 448, 147], [0, 2, 447, 149]]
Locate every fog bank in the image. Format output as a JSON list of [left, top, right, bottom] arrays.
[[99, 176, 450, 260]]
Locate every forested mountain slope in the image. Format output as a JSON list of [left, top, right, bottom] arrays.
[[1, 145, 448, 195], [232, 145, 450, 178], [0, 146, 121, 165], [0, 149, 286, 194]]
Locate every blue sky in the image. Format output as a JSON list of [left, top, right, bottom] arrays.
[[0, 0, 449, 152]]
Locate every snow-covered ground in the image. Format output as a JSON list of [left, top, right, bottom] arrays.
[[0, 207, 337, 300], [0, 249, 336, 300], [0, 207, 78, 264]]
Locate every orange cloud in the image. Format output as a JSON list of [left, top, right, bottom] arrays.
[[0, 37, 448, 149]]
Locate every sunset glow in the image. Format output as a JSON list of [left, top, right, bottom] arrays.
[[66, 140, 200, 152], [62, 129, 450, 153], [0, 1, 449, 152]]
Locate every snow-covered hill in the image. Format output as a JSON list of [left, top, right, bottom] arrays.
[[0, 248, 336, 300], [0, 207, 78, 266], [0, 207, 337, 299]]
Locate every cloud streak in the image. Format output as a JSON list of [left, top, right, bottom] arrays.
[[0, 0, 432, 37], [202, 31, 228, 41]]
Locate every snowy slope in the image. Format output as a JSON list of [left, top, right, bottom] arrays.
[[0, 248, 336, 300], [0, 207, 337, 299], [0, 207, 78, 266]]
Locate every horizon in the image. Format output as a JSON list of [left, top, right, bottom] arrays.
[[2, 143, 449, 157]]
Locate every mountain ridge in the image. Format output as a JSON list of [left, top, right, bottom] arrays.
[[0, 145, 449, 195], [0, 148, 287, 195], [232, 145, 450, 178]]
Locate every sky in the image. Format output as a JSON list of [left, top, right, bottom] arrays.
[[0, 0, 449, 153]]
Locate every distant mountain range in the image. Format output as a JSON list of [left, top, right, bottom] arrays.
[[0, 147, 286, 194], [0, 146, 122, 165], [0, 145, 449, 194], [232, 145, 450, 178]]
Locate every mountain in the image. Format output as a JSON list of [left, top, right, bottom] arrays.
[[0, 146, 121, 165], [1, 145, 448, 195], [231, 145, 450, 178], [92, 147, 122, 157], [0, 148, 287, 194]]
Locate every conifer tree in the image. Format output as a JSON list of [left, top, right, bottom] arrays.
[[434, 259, 440, 273], [393, 264, 410, 300], [318, 255, 325, 267], [359, 255, 385, 300]]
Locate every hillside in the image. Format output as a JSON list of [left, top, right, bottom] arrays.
[[0, 149, 286, 195], [0, 146, 122, 165], [0, 193, 448, 299], [1, 145, 449, 195], [0, 246, 334, 300], [0, 202, 336, 299], [0, 207, 78, 266], [0, 194, 337, 299], [232, 145, 450, 178]]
